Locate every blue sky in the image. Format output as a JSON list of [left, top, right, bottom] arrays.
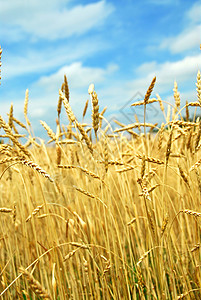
[[0, 0, 201, 137]]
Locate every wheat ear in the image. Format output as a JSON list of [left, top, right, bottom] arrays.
[[20, 160, 54, 182], [19, 267, 52, 300], [63, 74, 70, 102], [0, 115, 30, 157], [82, 99, 89, 119], [196, 70, 201, 104], [24, 89, 31, 126], [91, 90, 99, 136]]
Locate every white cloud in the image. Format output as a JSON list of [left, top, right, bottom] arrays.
[[0, 0, 114, 41], [3, 37, 110, 79], [127, 54, 201, 101], [159, 1, 201, 54], [160, 24, 201, 53], [187, 1, 201, 24], [35, 62, 119, 92]]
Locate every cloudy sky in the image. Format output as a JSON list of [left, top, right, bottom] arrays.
[[0, 0, 201, 137]]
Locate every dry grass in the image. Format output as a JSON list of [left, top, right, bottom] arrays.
[[0, 46, 201, 299]]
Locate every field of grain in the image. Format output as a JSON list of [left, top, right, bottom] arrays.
[[1, 46, 201, 299]]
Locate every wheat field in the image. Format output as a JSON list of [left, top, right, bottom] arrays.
[[1, 45, 201, 299]]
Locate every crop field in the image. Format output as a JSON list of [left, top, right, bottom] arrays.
[[0, 46, 201, 299]]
